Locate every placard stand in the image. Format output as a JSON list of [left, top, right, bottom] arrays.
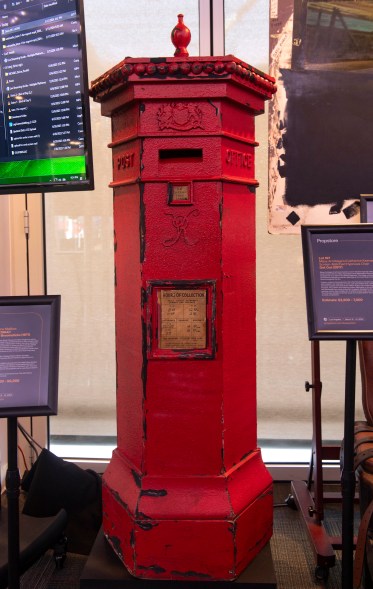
[[290, 340, 340, 581], [6, 416, 21, 589], [0, 295, 61, 588], [341, 339, 357, 589], [299, 225, 373, 588], [292, 340, 357, 588]]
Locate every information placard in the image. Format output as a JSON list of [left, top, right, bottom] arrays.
[[302, 225, 373, 339], [0, 295, 60, 416], [159, 289, 207, 350], [147, 281, 216, 359]]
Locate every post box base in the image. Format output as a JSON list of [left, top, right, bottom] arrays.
[[80, 527, 277, 588], [102, 448, 273, 581]]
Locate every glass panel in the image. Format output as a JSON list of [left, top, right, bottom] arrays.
[[225, 0, 363, 448], [46, 0, 200, 454], [225, 0, 269, 72]]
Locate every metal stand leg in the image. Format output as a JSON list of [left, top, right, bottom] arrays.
[[291, 341, 340, 581], [341, 339, 356, 589], [6, 416, 21, 589], [309, 340, 324, 522]]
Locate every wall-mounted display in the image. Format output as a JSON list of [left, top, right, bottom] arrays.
[[0, 295, 60, 416], [302, 225, 373, 339], [269, 1, 373, 233], [0, 0, 94, 193]]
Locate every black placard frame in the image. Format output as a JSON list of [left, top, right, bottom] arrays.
[[0, 295, 60, 417], [360, 195, 373, 223], [301, 224, 373, 341]]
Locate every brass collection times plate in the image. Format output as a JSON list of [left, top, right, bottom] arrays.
[[168, 182, 193, 205], [159, 289, 206, 350], [147, 281, 216, 359]]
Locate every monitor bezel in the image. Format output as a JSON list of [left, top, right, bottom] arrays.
[[0, 0, 94, 195]]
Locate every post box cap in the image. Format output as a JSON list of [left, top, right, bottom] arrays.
[[171, 14, 191, 57], [90, 54, 276, 102]]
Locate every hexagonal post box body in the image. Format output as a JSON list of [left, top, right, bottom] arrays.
[[90, 56, 276, 581]]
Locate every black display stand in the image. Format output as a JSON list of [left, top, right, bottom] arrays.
[[290, 340, 354, 581], [1, 417, 68, 589], [300, 224, 373, 587], [341, 339, 357, 589], [80, 530, 277, 589], [0, 504, 68, 589], [6, 417, 21, 589], [292, 340, 357, 588], [0, 296, 61, 587]]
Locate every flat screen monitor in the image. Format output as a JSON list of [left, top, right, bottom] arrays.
[[0, 0, 94, 193]]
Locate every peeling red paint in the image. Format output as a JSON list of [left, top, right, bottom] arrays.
[[93, 52, 275, 581]]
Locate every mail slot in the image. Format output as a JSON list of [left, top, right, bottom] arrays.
[[159, 148, 203, 161], [90, 40, 276, 582]]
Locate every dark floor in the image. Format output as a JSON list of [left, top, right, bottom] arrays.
[[9, 481, 359, 589], [0, 480, 365, 589]]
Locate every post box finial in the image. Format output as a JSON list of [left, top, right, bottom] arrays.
[[171, 14, 191, 57]]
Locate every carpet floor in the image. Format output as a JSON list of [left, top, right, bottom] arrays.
[[17, 482, 356, 589]]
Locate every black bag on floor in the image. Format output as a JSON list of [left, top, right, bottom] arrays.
[[21, 449, 102, 555]]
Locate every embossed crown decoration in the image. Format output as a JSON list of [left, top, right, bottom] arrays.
[[157, 102, 204, 131]]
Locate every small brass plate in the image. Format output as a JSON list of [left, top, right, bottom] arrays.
[[159, 289, 206, 349], [168, 183, 192, 205]]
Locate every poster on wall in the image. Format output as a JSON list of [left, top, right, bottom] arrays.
[[269, 1, 373, 234], [0, 295, 60, 417], [302, 225, 373, 339]]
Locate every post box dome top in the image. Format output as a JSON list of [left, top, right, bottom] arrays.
[[90, 54, 276, 102]]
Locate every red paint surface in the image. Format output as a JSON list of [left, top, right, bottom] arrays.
[[171, 14, 191, 57], [92, 55, 276, 581]]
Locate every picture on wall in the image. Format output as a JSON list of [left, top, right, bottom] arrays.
[[269, 0, 373, 234]]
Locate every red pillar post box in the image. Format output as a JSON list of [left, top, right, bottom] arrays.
[[90, 39, 276, 582]]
